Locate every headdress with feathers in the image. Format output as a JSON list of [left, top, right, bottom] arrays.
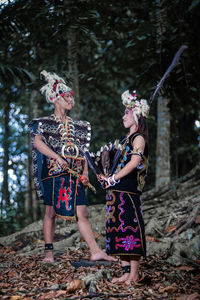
[[40, 70, 74, 104], [121, 90, 150, 124]]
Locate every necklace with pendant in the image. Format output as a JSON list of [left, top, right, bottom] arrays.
[[52, 114, 79, 159]]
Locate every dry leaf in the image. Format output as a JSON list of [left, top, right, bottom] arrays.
[[176, 293, 200, 300], [93, 231, 102, 239], [195, 215, 200, 224], [178, 265, 195, 272], [37, 291, 57, 299], [66, 278, 85, 293], [146, 235, 162, 242], [55, 290, 66, 297], [159, 285, 177, 294], [165, 225, 177, 233], [10, 296, 22, 300], [8, 271, 18, 277], [34, 239, 44, 245], [0, 282, 10, 287]]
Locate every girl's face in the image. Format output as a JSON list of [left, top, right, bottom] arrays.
[[122, 108, 137, 129]]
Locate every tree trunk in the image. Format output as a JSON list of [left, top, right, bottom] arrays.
[[2, 98, 10, 207], [155, 96, 170, 188], [154, 0, 171, 188], [25, 89, 41, 223], [68, 28, 81, 119]]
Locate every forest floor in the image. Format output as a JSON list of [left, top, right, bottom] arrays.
[[0, 243, 199, 300], [0, 163, 200, 299]]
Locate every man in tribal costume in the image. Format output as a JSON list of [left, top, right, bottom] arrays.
[[29, 70, 116, 263]]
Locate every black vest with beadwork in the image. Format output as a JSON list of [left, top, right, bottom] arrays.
[[113, 133, 148, 194], [28, 115, 91, 200]]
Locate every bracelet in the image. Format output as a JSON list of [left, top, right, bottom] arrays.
[[112, 174, 120, 184], [107, 176, 115, 186]]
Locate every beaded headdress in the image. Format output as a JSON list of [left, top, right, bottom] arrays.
[[40, 70, 74, 104], [121, 90, 150, 124]]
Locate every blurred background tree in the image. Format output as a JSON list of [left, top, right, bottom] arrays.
[[0, 0, 199, 236]]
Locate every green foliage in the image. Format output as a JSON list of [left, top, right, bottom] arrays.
[[0, 0, 199, 234], [0, 65, 33, 86]]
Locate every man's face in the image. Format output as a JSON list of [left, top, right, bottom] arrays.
[[59, 92, 74, 110]]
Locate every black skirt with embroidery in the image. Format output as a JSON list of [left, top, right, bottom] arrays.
[[106, 189, 146, 257]]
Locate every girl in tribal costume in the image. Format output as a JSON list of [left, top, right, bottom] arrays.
[[98, 90, 150, 285]]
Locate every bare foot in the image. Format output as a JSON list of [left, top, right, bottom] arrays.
[[42, 251, 54, 263], [125, 279, 143, 286], [111, 273, 130, 284], [90, 251, 117, 262], [125, 273, 146, 286]]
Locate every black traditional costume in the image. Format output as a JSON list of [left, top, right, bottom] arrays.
[[105, 132, 148, 258], [86, 89, 149, 259], [29, 114, 92, 220]]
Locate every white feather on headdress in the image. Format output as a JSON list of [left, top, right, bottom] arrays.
[[40, 70, 74, 104]]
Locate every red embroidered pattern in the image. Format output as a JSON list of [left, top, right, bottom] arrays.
[[57, 178, 72, 211]]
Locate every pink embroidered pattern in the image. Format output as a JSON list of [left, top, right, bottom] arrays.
[[115, 235, 141, 251], [56, 178, 72, 211]]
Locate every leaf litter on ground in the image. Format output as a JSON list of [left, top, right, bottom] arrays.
[[0, 245, 199, 299]]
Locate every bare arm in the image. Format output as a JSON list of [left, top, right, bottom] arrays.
[[34, 134, 68, 170], [82, 159, 89, 178], [81, 159, 89, 186], [114, 135, 145, 181]]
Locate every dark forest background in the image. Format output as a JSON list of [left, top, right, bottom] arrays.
[[0, 0, 199, 236]]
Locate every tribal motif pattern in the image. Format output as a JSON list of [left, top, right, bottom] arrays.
[[37, 115, 91, 158], [106, 192, 139, 234], [28, 115, 91, 201], [56, 177, 72, 211], [47, 158, 63, 176], [115, 235, 141, 251], [106, 190, 146, 257]]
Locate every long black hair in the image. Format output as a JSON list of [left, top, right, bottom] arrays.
[[137, 115, 149, 143]]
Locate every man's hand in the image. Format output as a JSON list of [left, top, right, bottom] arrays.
[[97, 174, 110, 188], [56, 156, 68, 170], [80, 175, 89, 186]]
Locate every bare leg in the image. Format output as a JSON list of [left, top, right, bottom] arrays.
[[76, 205, 117, 262], [43, 205, 56, 263], [112, 256, 130, 283], [126, 257, 140, 285]]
